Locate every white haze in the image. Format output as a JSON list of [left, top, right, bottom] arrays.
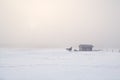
[[0, 0, 120, 48]]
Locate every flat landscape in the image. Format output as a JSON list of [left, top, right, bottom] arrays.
[[0, 48, 120, 80]]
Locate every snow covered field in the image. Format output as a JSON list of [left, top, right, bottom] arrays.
[[0, 48, 120, 80]]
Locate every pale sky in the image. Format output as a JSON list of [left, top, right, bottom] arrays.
[[0, 0, 120, 48]]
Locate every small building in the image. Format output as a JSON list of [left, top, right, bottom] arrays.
[[79, 44, 94, 51]]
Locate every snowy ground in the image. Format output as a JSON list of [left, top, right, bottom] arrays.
[[0, 48, 120, 80]]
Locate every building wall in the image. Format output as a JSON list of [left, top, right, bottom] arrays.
[[79, 47, 92, 51]]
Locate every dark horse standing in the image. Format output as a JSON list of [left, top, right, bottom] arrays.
[[66, 47, 72, 51]]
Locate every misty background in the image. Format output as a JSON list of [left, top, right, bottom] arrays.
[[0, 0, 120, 48]]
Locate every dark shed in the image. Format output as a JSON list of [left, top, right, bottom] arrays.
[[79, 44, 94, 51]]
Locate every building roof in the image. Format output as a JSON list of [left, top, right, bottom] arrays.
[[79, 44, 94, 47]]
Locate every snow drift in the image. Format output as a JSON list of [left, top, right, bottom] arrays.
[[0, 48, 120, 80]]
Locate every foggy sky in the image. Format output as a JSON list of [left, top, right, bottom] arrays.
[[0, 0, 120, 48]]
